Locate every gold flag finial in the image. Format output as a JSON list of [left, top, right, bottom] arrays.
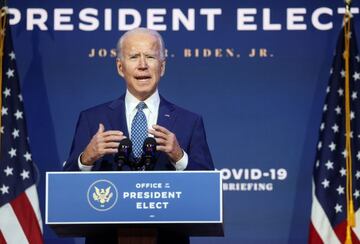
[[345, 0, 352, 16]]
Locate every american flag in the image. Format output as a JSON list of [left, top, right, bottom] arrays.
[[309, 18, 360, 243], [0, 6, 43, 244]]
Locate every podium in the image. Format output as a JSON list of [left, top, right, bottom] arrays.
[[46, 171, 223, 243]]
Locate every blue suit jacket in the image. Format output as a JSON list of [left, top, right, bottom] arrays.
[[63, 95, 214, 171]]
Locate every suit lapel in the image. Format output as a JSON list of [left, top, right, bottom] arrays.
[[105, 95, 176, 169], [157, 96, 176, 131], [155, 96, 176, 168], [107, 95, 129, 137], [106, 95, 176, 137]]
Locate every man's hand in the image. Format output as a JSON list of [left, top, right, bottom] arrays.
[[148, 125, 183, 162], [81, 123, 125, 165]]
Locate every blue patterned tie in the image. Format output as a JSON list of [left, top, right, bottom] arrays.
[[131, 102, 148, 159]]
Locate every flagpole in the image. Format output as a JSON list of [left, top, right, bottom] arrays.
[[344, 0, 355, 243], [0, 4, 7, 157]]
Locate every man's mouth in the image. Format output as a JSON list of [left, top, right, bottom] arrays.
[[135, 75, 151, 81]]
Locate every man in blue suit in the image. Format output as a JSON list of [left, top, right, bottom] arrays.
[[64, 28, 214, 243]]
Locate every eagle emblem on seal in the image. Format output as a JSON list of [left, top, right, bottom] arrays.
[[92, 186, 113, 206]]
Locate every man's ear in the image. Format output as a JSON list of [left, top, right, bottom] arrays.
[[160, 60, 166, 77], [116, 58, 124, 77]]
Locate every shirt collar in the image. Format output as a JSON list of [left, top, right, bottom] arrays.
[[125, 90, 160, 114]]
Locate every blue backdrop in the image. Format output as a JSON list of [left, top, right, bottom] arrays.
[[7, 0, 360, 243]]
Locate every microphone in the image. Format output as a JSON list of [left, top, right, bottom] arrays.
[[115, 138, 132, 170], [142, 137, 157, 170]]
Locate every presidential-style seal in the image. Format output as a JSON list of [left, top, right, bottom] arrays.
[[87, 179, 118, 211]]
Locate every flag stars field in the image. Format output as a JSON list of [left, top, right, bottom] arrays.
[[20, 170, 30, 180], [354, 190, 360, 199], [354, 72, 360, 81], [339, 167, 346, 176], [3, 87, 10, 97], [14, 109, 23, 120], [334, 204, 342, 213], [341, 149, 347, 158], [318, 141, 322, 150], [8, 51, 15, 60], [332, 124, 339, 133], [6, 68, 14, 78], [8, 148, 16, 158], [1, 106, 8, 116], [3, 166, 13, 176], [336, 185, 345, 195], [0, 184, 9, 195], [23, 152, 32, 162], [322, 179, 330, 188], [337, 88, 344, 96], [335, 106, 341, 114], [328, 142, 336, 151], [320, 123, 325, 131], [350, 111, 355, 120], [12, 128, 19, 139], [352, 91, 358, 100], [323, 104, 328, 112], [325, 160, 334, 170], [356, 171, 360, 179], [341, 69, 346, 78]]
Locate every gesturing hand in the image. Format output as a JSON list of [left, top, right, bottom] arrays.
[[81, 123, 126, 165], [148, 124, 183, 162]]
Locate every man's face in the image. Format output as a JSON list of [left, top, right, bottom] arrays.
[[116, 32, 165, 101]]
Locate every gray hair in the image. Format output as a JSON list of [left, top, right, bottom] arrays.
[[116, 28, 166, 61]]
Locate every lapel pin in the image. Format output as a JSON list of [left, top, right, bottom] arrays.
[[164, 114, 170, 117]]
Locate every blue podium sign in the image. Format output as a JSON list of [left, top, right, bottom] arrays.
[[46, 171, 222, 225]]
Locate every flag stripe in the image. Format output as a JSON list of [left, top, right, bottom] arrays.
[[11, 190, 43, 244], [311, 181, 341, 243], [0, 231, 6, 244], [0, 6, 43, 243], [0, 203, 29, 243], [309, 17, 360, 243], [26, 185, 43, 233], [353, 209, 360, 240], [351, 229, 360, 244], [333, 221, 348, 243], [309, 222, 324, 244]]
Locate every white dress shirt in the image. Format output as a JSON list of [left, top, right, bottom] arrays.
[[78, 89, 188, 171]]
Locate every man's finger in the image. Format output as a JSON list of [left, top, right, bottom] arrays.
[[152, 125, 170, 134], [154, 137, 166, 145], [101, 148, 118, 154], [156, 145, 168, 152], [102, 135, 126, 142], [103, 142, 120, 149], [98, 123, 105, 133], [148, 129, 167, 139], [102, 130, 124, 137]]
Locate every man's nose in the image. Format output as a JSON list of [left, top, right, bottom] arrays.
[[137, 56, 148, 70]]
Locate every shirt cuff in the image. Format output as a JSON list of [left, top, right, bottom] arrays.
[[171, 150, 188, 171], [78, 152, 93, 171]]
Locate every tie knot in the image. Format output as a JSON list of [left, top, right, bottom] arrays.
[[136, 102, 147, 111]]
